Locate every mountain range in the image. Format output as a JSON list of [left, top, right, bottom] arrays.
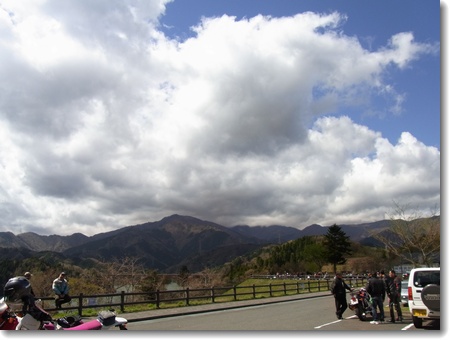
[[0, 214, 390, 272]]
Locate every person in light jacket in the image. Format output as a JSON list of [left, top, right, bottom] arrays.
[[52, 272, 71, 309]]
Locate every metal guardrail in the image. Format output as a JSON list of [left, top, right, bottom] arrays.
[[36, 278, 366, 316]]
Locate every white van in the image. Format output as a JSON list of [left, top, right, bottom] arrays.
[[408, 267, 440, 328]]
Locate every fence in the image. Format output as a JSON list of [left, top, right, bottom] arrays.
[[37, 277, 367, 316]]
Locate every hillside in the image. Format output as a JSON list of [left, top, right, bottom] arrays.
[[231, 220, 391, 244], [0, 231, 89, 252], [0, 214, 394, 272], [62, 214, 262, 271]]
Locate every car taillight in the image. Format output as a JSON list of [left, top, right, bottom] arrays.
[[408, 286, 413, 300]]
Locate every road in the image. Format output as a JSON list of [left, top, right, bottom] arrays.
[[126, 295, 439, 331]]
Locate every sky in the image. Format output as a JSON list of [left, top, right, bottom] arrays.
[[0, 0, 442, 237]]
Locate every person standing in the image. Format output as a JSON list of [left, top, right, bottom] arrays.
[[52, 272, 71, 309], [365, 272, 386, 324], [330, 272, 353, 319], [386, 270, 403, 322]]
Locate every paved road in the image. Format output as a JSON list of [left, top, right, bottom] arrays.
[[119, 293, 438, 331]]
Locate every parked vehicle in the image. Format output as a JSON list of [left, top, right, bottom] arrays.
[[1, 297, 127, 331], [0, 298, 18, 330], [42, 310, 128, 330], [349, 288, 372, 321], [400, 281, 408, 306], [2, 276, 127, 331], [408, 267, 440, 328]]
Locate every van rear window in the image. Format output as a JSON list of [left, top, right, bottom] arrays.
[[413, 271, 440, 287]]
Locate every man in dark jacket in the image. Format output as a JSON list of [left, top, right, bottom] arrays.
[[330, 272, 353, 319], [385, 270, 403, 323], [365, 272, 386, 324]]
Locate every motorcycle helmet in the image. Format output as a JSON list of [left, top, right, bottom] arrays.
[[3, 276, 31, 303], [0, 298, 8, 314], [57, 315, 82, 328]]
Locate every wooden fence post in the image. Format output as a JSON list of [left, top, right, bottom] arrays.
[[78, 293, 83, 316], [186, 287, 190, 306], [120, 291, 125, 312]]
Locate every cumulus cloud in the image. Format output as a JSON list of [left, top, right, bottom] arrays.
[[0, 1, 440, 235]]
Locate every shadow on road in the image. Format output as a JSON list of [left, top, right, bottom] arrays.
[[422, 319, 440, 330]]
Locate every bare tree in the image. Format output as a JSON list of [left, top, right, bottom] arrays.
[[192, 267, 224, 288], [94, 256, 147, 293], [177, 265, 190, 288], [373, 202, 440, 266]]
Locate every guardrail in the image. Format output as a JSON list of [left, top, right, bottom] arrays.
[[36, 277, 366, 316]]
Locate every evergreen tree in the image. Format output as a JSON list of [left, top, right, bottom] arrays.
[[323, 224, 352, 274]]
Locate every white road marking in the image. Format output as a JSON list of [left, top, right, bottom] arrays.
[[402, 323, 415, 330], [314, 320, 342, 329]]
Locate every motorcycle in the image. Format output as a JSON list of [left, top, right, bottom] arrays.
[[0, 298, 18, 330], [0, 298, 127, 330], [42, 310, 128, 330], [349, 288, 373, 321]]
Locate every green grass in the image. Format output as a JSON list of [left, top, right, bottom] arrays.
[[50, 278, 328, 317], [213, 278, 326, 302]]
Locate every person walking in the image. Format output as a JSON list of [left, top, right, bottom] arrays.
[[52, 272, 71, 309], [365, 272, 386, 324], [386, 270, 403, 323], [330, 272, 353, 319]]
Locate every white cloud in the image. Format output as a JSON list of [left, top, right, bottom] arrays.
[[0, 2, 440, 235]]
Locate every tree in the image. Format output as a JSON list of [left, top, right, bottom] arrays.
[[302, 243, 327, 273], [177, 265, 190, 287], [138, 270, 164, 299], [93, 256, 147, 293], [373, 202, 440, 266], [323, 224, 352, 274]]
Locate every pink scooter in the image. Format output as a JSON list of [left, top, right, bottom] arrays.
[[1, 298, 127, 330], [2, 276, 127, 330], [42, 310, 128, 330]]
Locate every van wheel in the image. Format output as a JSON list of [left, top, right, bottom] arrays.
[[413, 316, 423, 328]]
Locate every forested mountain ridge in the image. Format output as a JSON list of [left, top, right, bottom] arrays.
[[230, 220, 391, 243], [0, 231, 89, 252], [1, 214, 390, 251], [1, 214, 392, 272]]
